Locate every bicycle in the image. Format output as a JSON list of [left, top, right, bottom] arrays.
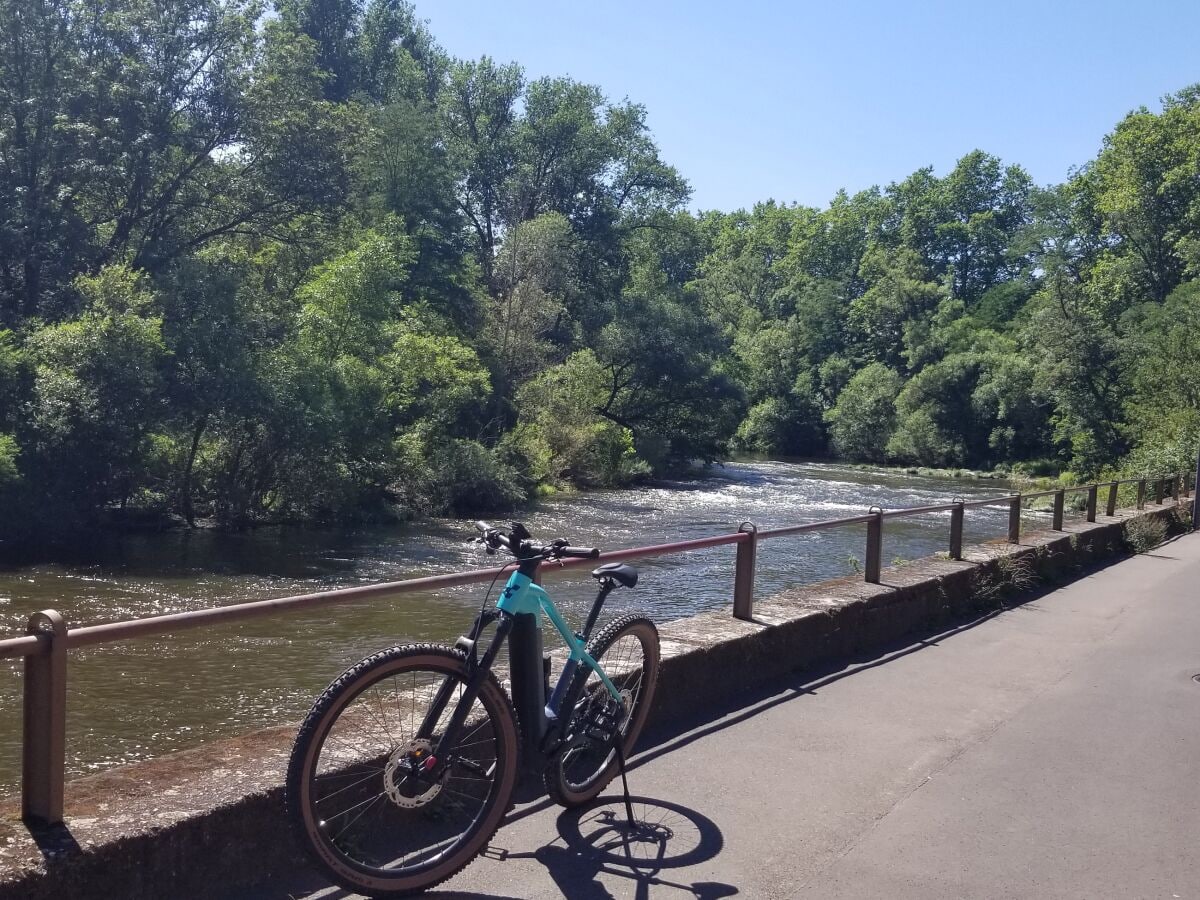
[[285, 521, 661, 896]]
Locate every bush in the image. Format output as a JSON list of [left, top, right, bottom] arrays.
[[1010, 458, 1062, 478], [393, 432, 525, 515], [825, 363, 903, 462], [0, 433, 17, 486], [733, 395, 825, 456], [1123, 515, 1168, 553]]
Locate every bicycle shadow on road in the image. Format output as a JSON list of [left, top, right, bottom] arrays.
[[470, 794, 737, 900]]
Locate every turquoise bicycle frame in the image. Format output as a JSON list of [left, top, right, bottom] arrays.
[[496, 570, 623, 710]]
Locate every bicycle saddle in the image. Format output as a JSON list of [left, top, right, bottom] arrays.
[[590, 562, 638, 588]]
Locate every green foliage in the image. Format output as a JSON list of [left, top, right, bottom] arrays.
[[850, 247, 945, 369], [0, 433, 18, 485], [394, 429, 524, 514], [26, 266, 166, 515], [516, 350, 651, 487], [1124, 515, 1168, 553], [1119, 280, 1200, 475], [0, 5, 1196, 541], [825, 364, 903, 462]]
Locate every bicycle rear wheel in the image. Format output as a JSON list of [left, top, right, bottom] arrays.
[[545, 614, 659, 807], [286, 644, 519, 896]]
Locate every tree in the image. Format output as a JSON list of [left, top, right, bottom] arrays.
[[485, 212, 580, 392], [1024, 279, 1128, 474], [440, 56, 523, 288], [25, 266, 166, 518], [824, 363, 903, 462], [881, 152, 1034, 305], [848, 246, 945, 371], [1119, 280, 1200, 474], [515, 349, 646, 487], [0, 0, 87, 323], [888, 354, 985, 467], [1091, 86, 1200, 303], [584, 226, 742, 468], [934, 151, 1034, 304], [275, 0, 361, 102]]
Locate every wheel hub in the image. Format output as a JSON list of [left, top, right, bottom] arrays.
[[618, 688, 633, 722], [383, 739, 446, 809]]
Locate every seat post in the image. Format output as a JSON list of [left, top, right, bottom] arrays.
[[581, 580, 615, 644]]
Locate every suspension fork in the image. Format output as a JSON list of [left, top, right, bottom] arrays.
[[420, 613, 514, 758]]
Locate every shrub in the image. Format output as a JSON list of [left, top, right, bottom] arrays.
[[1010, 458, 1061, 478], [393, 432, 525, 515], [1123, 515, 1168, 553]]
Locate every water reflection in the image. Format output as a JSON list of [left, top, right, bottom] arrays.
[[0, 461, 1016, 788]]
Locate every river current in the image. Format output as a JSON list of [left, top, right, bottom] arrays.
[[0, 460, 1026, 789]]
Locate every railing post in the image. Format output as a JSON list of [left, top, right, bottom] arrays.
[[1052, 490, 1065, 531], [1007, 495, 1021, 543], [949, 500, 964, 560], [1154, 477, 1164, 505], [22, 609, 67, 827], [1171, 475, 1180, 503], [1086, 484, 1098, 523], [1105, 482, 1118, 517], [732, 522, 757, 621], [865, 508, 883, 584], [1194, 445, 1200, 530], [1183, 472, 1192, 499], [1137, 479, 1145, 510]]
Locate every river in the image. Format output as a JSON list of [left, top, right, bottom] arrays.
[[0, 460, 1023, 790]]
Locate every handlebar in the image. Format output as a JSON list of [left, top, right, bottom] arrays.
[[559, 545, 602, 558], [474, 521, 599, 561]]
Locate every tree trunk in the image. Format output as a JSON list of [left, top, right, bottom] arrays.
[[180, 414, 208, 527]]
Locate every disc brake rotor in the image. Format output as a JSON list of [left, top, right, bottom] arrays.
[[384, 739, 446, 809]]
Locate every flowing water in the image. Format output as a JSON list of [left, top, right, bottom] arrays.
[[0, 460, 1022, 790]]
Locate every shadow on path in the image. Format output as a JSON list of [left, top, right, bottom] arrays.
[[476, 795, 735, 900]]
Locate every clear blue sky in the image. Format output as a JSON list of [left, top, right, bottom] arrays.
[[417, 0, 1200, 212]]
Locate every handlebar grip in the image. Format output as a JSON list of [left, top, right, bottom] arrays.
[[561, 546, 599, 559], [474, 520, 491, 533]]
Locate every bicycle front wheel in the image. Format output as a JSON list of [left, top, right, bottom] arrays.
[[545, 614, 660, 807], [286, 644, 519, 896]]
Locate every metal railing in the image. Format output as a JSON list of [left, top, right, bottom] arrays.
[[0, 471, 1191, 827]]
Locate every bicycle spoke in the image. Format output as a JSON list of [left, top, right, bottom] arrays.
[[329, 790, 389, 838], [315, 768, 383, 804]]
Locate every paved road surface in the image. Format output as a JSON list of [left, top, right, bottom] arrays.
[[237, 534, 1200, 899]]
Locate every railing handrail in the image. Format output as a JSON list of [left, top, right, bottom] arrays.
[[756, 511, 878, 538], [880, 502, 960, 518]]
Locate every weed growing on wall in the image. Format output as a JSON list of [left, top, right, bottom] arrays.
[[1123, 515, 1168, 553]]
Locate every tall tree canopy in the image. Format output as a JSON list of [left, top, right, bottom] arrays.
[[0, 0, 1196, 543]]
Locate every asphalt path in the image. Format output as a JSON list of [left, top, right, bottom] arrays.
[[238, 533, 1200, 900]]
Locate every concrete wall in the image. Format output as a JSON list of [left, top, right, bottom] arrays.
[[0, 501, 1190, 899]]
